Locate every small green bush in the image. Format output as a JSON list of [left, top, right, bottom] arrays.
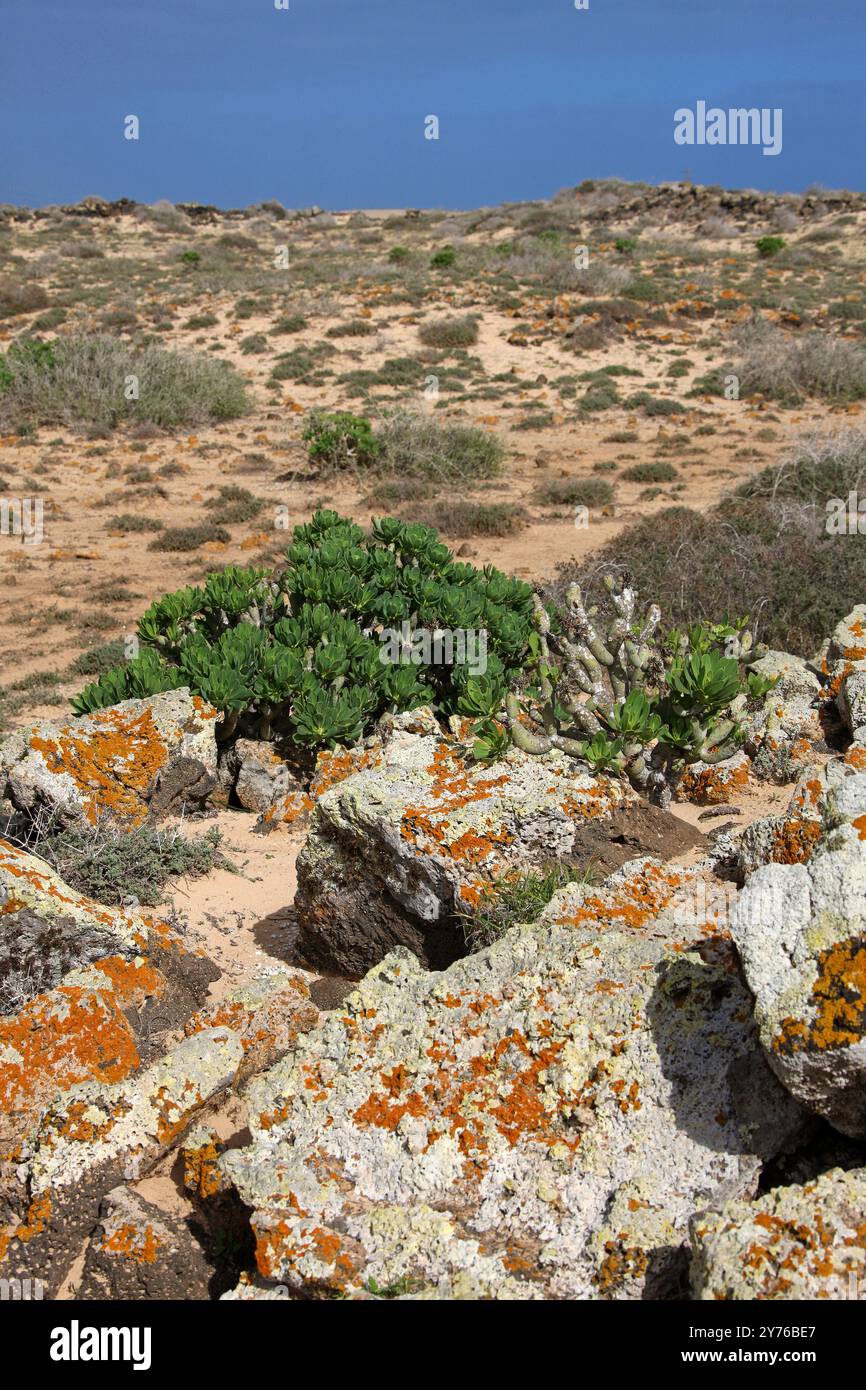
[[756, 235, 786, 258], [418, 316, 479, 350], [303, 411, 380, 473], [621, 461, 678, 483], [430, 245, 457, 268], [388, 246, 411, 263], [375, 409, 504, 481]]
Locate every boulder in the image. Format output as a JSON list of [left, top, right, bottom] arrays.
[[78, 1185, 215, 1301], [295, 728, 626, 975], [223, 858, 806, 1300], [690, 1167, 866, 1299], [0, 689, 219, 830], [731, 772, 866, 1137], [1, 1027, 242, 1295]]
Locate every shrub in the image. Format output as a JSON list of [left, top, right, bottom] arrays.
[[375, 409, 504, 481], [430, 245, 456, 268], [73, 511, 536, 754], [621, 462, 678, 483], [614, 237, 638, 254], [303, 411, 380, 473], [388, 246, 411, 263], [623, 391, 687, 417], [418, 316, 479, 350], [32, 819, 225, 907], [411, 500, 524, 536], [272, 313, 308, 334], [0, 280, 49, 319], [533, 477, 614, 507], [180, 250, 201, 265], [325, 319, 377, 338], [733, 321, 866, 404], [149, 524, 231, 551], [186, 313, 218, 330], [204, 485, 264, 525], [0, 335, 249, 431], [756, 235, 786, 258], [552, 431, 866, 655]]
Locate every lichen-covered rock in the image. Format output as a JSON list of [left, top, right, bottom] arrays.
[[1, 1027, 242, 1293], [731, 773, 866, 1138], [837, 669, 866, 741], [78, 1184, 214, 1301], [295, 730, 626, 975], [677, 750, 751, 805], [734, 762, 846, 878], [0, 689, 219, 830], [742, 652, 824, 780], [183, 969, 319, 1081], [223, 859, 806, 1301], [690, 1167, 866, 1299]]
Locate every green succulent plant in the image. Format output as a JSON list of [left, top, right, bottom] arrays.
[[72, 510, 535, 756]]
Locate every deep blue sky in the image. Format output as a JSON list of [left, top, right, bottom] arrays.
[[3, 0, 863, 209]]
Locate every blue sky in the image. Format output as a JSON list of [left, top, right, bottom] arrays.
[[3, 0, 863, 208]]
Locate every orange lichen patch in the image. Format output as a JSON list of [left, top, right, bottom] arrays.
[[91, 955, 165, 1007], [768, 817, 822, 865], [259, 789, 314, 828], [253, 1217, 358, 1288], [153, 1083, 207, 1146], [11, 1194, 52, 1245], [457, 880, 497, 909], [259, 1098, 292, 1131], [0, 837, 132, 931], [100, 1222, 162, 1264], [823, 661, 856, 703], [0, 986, 140, 1116], [844, 745, 866, 770], [853, 815, 866, 841], [774, 935, 866, 1055], [734, 1202, 861, 1296], [678, 759, 750, 805], [552, 862, 682, 934], [594, 1237, 649, 1296], [311, 746, 382, 799], [28, 706, 174, 825], [183, 1139, 224, 1199]]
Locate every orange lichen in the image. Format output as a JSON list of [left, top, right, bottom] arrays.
[[101, 1221, 162, 1265], [28, 706, 174, 825], [774, 935, 866, 1054]]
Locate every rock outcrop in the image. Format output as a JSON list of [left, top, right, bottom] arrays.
[[295, 726, 626, 975], [690, 1166, 866, 1299], [731, 772, 866, 1138], [224, 858, 806, 1300], [0, 689, 219, 830]]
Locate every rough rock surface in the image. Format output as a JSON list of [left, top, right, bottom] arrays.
[[78, 1184, 215, 1301], [690, 1167, 866, 1299], [1, 1027, 242, 1294], [731, 772, 866, 1138], [295, 728, 627, 975], [0, 689, 218, 830], [223, 858, 806, 1300]]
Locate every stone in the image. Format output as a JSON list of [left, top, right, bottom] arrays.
[[1, 1028, 242, 1294], [78, 1185, 214, 1301], [690, 1167, 866, 1300], [0, 689, 219, 830], [731, 773, 866, 1137], [223, 858, 806, 1300], [295, 729, 626, 975]]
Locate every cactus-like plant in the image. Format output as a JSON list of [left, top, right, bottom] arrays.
[[505, 573, 766, 805]]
